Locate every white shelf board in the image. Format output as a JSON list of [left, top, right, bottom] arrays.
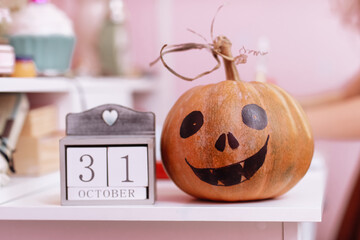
[[0, 76, 156, 93], [75, 77, 156, 93], [0, 77, 73, 93], [0, 172, 60, 205], [0, 160, 326, 222]]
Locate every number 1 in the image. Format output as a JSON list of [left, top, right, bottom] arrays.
[[122, 155, 133, 182]]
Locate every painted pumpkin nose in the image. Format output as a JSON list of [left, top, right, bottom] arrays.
[[215, 132, 240, 152]]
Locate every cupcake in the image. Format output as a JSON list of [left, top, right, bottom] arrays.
[[8, 0, 75, 75]]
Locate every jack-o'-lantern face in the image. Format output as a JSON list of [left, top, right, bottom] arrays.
[[161, 80, 314, 201], [180, 104, 269, 186]]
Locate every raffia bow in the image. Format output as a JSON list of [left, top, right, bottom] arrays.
[[150, 5, 267, 81]]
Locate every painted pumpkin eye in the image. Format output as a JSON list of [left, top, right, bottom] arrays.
[[242, 104, 268, 130], [180, 111, 204, 138]]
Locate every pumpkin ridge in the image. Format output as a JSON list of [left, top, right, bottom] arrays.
[[241, 82, 273, 199], [254, 83, 292, 197], [270, 84, 312, 139], [197, 84, 219, 168], [266, 83, 298, 133], [259, 83, 313, 197]]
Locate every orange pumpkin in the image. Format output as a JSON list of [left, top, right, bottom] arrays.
[[160, 36, 314, 201]]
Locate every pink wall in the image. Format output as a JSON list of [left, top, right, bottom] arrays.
[[155, 2, 360, 238], [156, 2, 360, 239], [169, 0, 359, 97], [14, 1, 360, 240]]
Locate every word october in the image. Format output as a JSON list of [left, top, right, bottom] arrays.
[[68, 187, 147, 200]]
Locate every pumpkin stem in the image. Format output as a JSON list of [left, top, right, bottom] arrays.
[[214, 36, 241, 81]]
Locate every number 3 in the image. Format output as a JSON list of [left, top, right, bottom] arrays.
[[79, 154, 95, 182]]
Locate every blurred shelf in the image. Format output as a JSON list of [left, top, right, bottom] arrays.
[[0, 173, 58, 205], [75, 77, 156, 93], [0, 76, 156, 93], [0, 77, 73, 93], [0, 156, 326, 222]]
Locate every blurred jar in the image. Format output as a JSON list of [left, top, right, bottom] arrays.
[[11, 56, 37, 77], [69, 0, 107, 76], [0, 0, 27, 12], [99, 0, 131, 76], [8, 0, 76, 76]]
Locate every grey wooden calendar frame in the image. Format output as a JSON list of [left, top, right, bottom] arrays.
[[59, 104, 156, 206], [60, 136, 155, 205]]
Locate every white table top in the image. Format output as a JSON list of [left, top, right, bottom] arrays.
[[0, 155, 326, 222]]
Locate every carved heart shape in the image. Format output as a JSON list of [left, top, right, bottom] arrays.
[[102, 109, 118, 126]]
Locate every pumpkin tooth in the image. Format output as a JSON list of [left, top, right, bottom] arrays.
[[217, 180, 225, 186], [240, 161, 245, 168]]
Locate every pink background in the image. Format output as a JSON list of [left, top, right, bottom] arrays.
[[3, 0, 360, 239]]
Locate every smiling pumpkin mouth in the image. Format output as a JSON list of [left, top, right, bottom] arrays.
[[185, 135, 270, 186]]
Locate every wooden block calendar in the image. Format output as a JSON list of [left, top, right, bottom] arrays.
[[60, 104, 156, 205]]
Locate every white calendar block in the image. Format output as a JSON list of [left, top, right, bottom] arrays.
[[66, 147, 107, 187], [60, 104, 156, 205], [107, 146, 148, 187]]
